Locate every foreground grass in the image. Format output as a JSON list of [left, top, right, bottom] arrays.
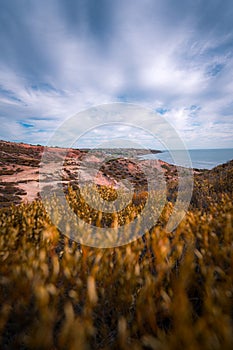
[[0, 185, 233, 349]]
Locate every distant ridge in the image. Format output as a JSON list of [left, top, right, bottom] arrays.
[[0, 140, 232, 209]]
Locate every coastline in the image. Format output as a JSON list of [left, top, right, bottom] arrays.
[[0, 140, 232, 208]]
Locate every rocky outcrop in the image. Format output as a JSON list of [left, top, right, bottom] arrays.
[[0, 140, 188, 208]]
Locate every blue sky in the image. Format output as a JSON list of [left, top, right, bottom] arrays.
[[0, 0, 233, 149]]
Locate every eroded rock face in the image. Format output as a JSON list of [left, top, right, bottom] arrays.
[[0, 140, 181, 208]]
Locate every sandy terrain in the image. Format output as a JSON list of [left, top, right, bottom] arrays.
[[0, 140, 195, 207]]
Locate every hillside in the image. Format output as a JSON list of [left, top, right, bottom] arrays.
[[0, 140, 181, 208], [0, 141, 233, 349]]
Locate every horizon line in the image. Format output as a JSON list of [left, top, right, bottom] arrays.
[[1, 138, 233, 151]]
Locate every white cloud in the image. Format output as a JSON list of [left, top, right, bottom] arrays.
[[0, 0, 232, 148]]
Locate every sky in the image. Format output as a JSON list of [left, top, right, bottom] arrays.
[[0, 0, 233, 149]]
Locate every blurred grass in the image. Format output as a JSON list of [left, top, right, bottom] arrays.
[[0, 163, 233, 349]]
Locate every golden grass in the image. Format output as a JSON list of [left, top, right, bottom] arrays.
[[0, 182, 233, 349]]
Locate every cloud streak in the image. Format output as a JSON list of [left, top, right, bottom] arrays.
[[0, 0, 233, 148]]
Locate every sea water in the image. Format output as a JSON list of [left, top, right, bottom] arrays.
[[141, 149, 233, 169]]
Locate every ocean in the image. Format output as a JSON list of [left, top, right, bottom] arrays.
[[141, 149, 233, 170]]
